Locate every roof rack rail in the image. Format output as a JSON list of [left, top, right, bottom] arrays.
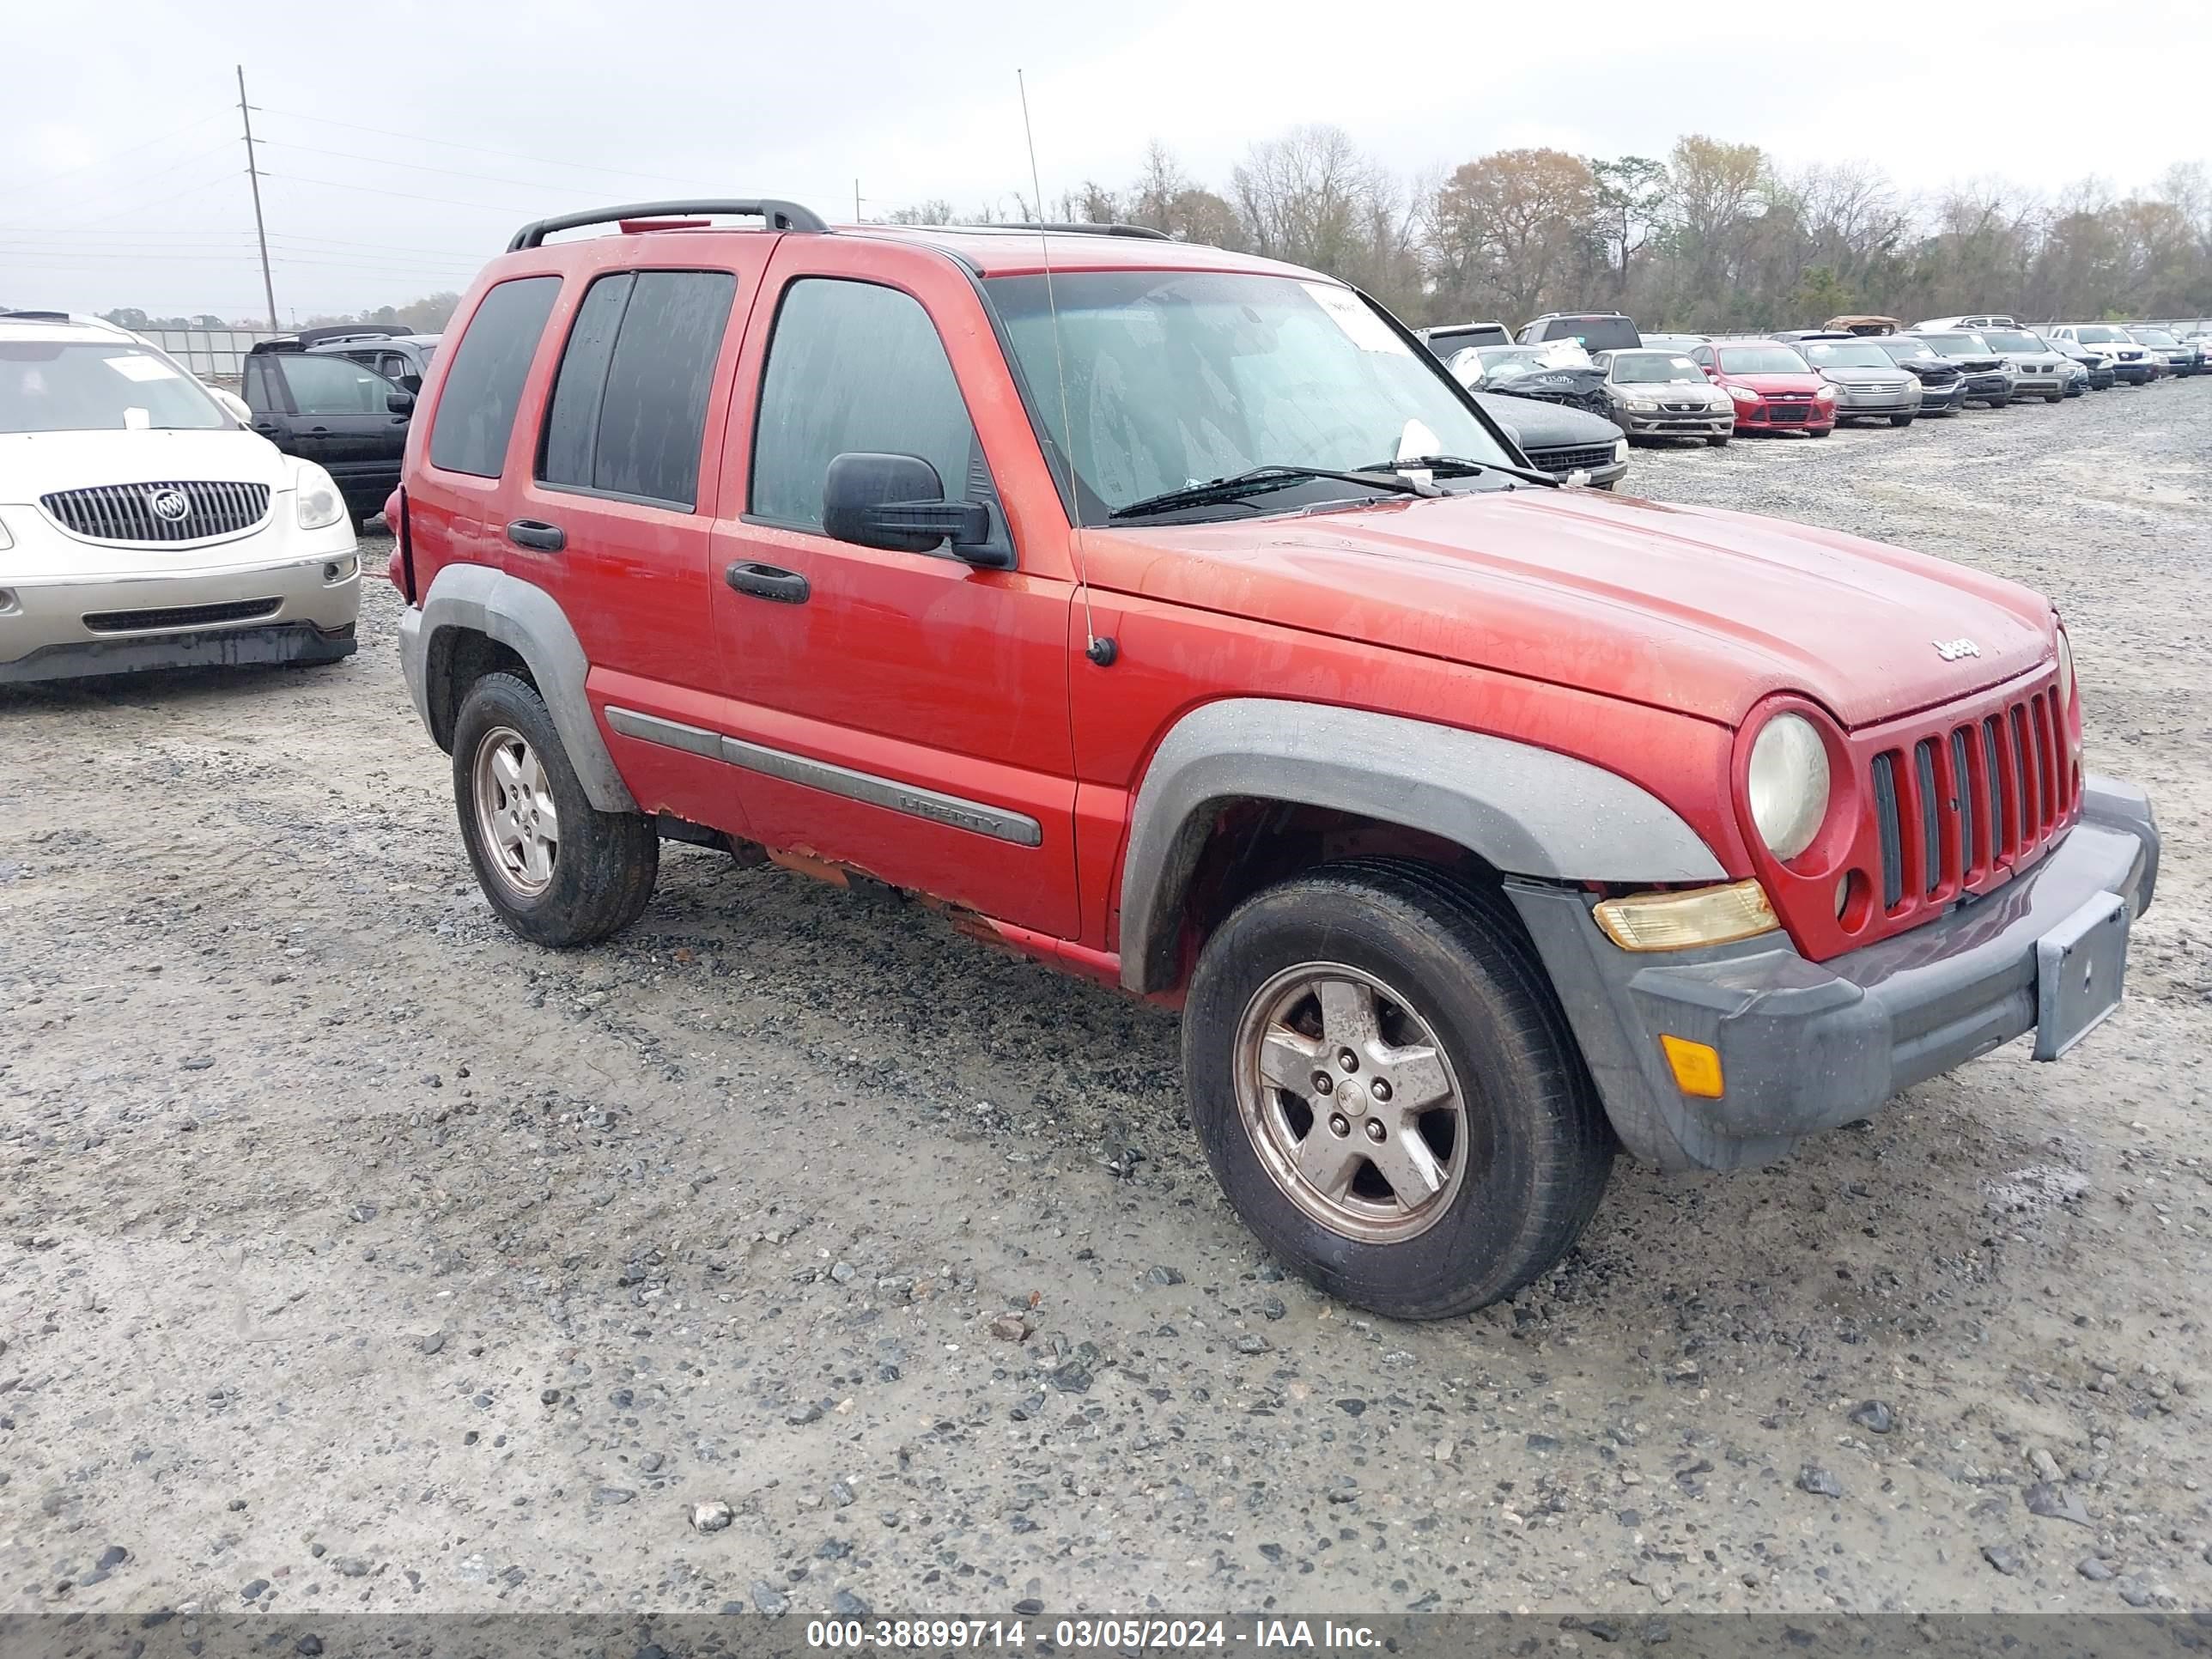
[[507, 198, 827, 252], [295, 324, 409, 346], [1001, 221, 1171, 241]]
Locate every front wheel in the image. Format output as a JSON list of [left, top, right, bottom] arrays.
[[1809, 425, 1832, 437], [1183, 861, 1614, 1319], [1889, 413, 1915, 428], [1705, 434, 1730, 447], [453, 672, 659, 947]]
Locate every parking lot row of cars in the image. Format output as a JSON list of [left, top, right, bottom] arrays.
[[1422, 311, 2210, 489]]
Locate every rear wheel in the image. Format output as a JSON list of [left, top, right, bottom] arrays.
[[1183, 861, 1614, 1319], [453, 672, 658, 947]]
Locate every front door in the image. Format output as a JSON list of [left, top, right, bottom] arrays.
[[262, 352, 410, 507], [705, 252, 1080, 938]]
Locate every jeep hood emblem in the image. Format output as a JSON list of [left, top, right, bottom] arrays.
[[1932, 637, 1981, 661]]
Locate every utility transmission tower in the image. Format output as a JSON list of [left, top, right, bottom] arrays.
[[236, 65, 279, 332]]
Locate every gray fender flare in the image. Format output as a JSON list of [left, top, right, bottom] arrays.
[[1116, 698, 1725, 992], [400, 563, 636, 814]]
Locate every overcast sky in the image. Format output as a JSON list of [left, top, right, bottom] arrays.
[[4, 0, 2206, 321]]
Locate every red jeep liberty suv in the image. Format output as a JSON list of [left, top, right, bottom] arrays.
[[391, 199, 2159, 1318]]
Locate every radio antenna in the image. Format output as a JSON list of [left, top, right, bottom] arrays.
[[1018, 69, 1114, 667]]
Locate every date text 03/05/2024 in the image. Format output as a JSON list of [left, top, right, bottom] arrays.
[[803, 1618, 1382, 1651]]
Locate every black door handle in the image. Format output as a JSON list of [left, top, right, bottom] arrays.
[[507, 519, 566, 552], [725, 561, 809, 604]]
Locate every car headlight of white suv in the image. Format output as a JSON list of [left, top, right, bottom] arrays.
[[295, 463, 347, 531]]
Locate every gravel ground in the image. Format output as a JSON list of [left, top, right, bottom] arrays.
[[3, 379, 2209, 1620]]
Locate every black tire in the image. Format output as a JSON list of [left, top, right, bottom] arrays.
[[2045, 390, 2063, 404], [1888, 413, 1914, 428], [1183, 860, 1614, 1318], [1705, 434, 1729, 447], [1809, 424, 1832, 437], [451, 672, 658, 947]]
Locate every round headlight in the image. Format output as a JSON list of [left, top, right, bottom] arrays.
[[1747, 712, 1832, 862], [2056, 627, 2073, 713]]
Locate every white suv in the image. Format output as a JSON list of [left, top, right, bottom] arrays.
[[1, 311, 360, 684]]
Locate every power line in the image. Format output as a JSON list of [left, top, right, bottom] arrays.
[[254, 106, 725, 191], [0, 111, 229, 204], [259, 138, 654, 198], [260, 170, 550, 217]]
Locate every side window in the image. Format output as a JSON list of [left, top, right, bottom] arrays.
[[538, 269, 736, 509], [278, 354, 395, 416], [242, 353, 283, 414], [429, 275, 560, 478], [750, 278, 993, 535], [1691, 345, 1714, 368]]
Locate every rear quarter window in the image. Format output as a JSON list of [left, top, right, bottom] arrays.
[[429, 276, 561, 478]]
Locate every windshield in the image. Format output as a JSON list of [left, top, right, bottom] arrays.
[[1610, 352, 1705, 384], [0, 340, 228, 434], [1800, 341, 1895, 368], [2068, 325, 2123, 343], [986, 271, 1510, 520], [1879, 340, 1941, 362], [1919, 333, 1986, 357], [1717, 345, 1811, 374], [2130, 327, 2179, 346], [1980, 330, 2045, 353]]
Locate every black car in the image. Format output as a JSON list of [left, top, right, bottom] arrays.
[[1867, 337, 1970, 414], [1907, 331, 2013, 406], [242, 341, 414, 529], [301, 325, 441, 393], [1472, 392, 1628, 489], [1453, 344, 1613, 421]]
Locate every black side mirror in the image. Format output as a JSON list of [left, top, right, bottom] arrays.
[[822, 452, 1004, 565], [387, 391, 416, 416]]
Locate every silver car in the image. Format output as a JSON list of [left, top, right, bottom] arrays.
[[1975, 326, 2073, 403], [1794, 335, 1924, 426], [1589, 348, 1735, 443]]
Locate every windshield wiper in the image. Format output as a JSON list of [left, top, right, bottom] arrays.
[[1108, 464, 1439, 521], [1372, 453, 1560, 489]]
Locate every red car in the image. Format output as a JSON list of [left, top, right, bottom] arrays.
[[1690, 337, 1838, 434], [389, 200, 2157, 1319]]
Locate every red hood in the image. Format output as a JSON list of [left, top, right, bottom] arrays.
[[1082, 488, 2056, 728], [1719, 371, 1825, 394]]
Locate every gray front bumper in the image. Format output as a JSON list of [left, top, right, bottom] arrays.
[[1510, 777, 2160, 1172]]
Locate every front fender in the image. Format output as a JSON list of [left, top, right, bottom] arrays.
[[1116, 698, 1725, 994]]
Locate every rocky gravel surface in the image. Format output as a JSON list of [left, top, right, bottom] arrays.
[[3, 377, 2208, 1619]]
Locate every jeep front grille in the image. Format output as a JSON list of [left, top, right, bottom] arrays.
[[1867, 684, 2074, 913], [41, 481, 270, 544]]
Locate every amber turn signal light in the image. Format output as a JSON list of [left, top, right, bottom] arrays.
[[1660, 1035, 1724, 1099], [1593, 879, 1780, 951]]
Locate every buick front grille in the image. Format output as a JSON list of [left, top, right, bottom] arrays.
[[1867, 684, 2075, 915], [82, 598, 279, 634], [40, 481, 270, 544]]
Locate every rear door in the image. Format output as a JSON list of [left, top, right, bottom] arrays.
[[503, 248, 769, 836]]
